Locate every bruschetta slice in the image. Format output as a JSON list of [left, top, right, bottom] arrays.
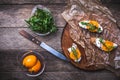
[[91, 37, 118, 52], [79, 20, 103, 33], [68, 43, 81, 62]]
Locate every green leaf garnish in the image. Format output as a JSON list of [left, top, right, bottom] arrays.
[[99, 37, 103, 43], [81, 21, 97, 31], [71, 47, 78, 60], [99, 38, 112, 52], [97, 28, 102, 33], [25, 8, 57, 34], [81, 22, 88, 25]]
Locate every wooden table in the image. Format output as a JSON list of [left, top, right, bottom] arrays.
[[0, 0, 120, 80]]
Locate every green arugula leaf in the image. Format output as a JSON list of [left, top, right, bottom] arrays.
[[71, 47, 78, 60], [99, 37, 103, 43], [81, 22, 88, 25], [25, 8, 57, 34], [97, 28, 102, 33], [81, 21, 97, 31], [99, 38, 111, 52]]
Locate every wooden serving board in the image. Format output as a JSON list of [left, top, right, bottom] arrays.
[[61, 24, 105, 71], [61, 24, 120, 76]]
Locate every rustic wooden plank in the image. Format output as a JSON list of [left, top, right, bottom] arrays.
[[0, 4, 119, 28], [32, 72, 119, 80], [0, 50, 119, 80], [0, 28, 63, 50], [0, 72, 118, 80], [101, 0, 120, 3], [0, 0, 120, 5], [0, 5, 66, 28], [0, 0, 68, 4], [0, 50, 79, 72], [104, 4, 120, 29], [0, 72, 36, 80]]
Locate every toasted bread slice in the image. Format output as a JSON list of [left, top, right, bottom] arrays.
[[79, 20, 103, 33], [68, 43, 81, 62], [91, 37, 118, 52]]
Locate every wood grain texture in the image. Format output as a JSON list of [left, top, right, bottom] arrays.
[[101, 0, 120, 3], [0, 28, 63, 50], [0, 50, 119, 80], [0, 72, 118, 80], [0, 5, 66, 28], [104, 4, 120, 29], [0, 0, 68, 4], [0, 0, 120, 5], [0, 50, 78, 72], [61, 24, 120, 77], [62, 24, 120, 77], [0, 4, 119, 28], [61, 24, 98, 70], [61, 24, 89, 70], [0, 3, 120, 80]]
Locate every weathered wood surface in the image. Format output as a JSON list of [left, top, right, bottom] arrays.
[[0, 0, 120, 4], [0, 28, 63, 50], [0, 2, 120, 80], [0, 0, 68, 4], [0, 5, 66, 27], [0, 50, 118, 80], [62, 24, 99, 70]]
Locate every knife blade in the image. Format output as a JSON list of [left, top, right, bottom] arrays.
[[19, 30, 68, 61]]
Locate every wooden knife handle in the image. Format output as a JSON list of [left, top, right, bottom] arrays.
[[19, 30, 41, 45]]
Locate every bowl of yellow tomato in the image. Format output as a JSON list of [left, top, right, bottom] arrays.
[[19, 50, 45, 77]]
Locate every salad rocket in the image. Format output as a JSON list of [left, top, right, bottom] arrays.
[[25, 8, 57, 34]]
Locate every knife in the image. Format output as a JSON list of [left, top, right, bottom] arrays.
[[19, 30, 68, 61]]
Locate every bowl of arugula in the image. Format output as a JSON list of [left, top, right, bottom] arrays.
[[25, 5, 57, 36]]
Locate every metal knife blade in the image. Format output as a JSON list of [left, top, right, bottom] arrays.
[[19, 30, 68, 61], [40, 42, 67, 61]]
